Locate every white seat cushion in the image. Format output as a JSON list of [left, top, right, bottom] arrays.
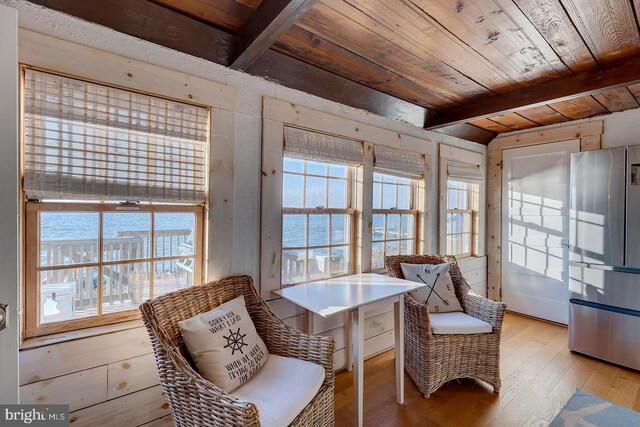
[[232, 354, 325, 427], [430, 312, 493, 335]]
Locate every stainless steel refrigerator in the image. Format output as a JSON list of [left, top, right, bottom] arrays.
[[569, 145, 640, 370]]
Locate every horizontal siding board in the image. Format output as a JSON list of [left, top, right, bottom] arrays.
[[20, 366, 107, 412], [20, 327, 152, 385], [108, 353, 159, 400], [457, 256, 488, 272], [69, 385, 169, 427]]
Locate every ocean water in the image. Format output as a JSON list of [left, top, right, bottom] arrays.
[[40, 211, 195, 240], [40, 212, 196, 272]]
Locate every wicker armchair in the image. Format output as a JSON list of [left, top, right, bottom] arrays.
[[140, 275, 335, 426], [385, 255, 506, 398]]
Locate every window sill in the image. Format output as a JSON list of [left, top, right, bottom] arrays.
[[20, 318, 145, 350]]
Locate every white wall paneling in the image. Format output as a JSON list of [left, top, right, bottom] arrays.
[[0, 3, 19, 404]]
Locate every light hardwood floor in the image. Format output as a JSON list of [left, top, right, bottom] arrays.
[[334, 312, 640, 426], [143, 312, 640, 427]]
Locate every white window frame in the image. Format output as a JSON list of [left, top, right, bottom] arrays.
[[445, 180, 479, 257], [439, 145, 486, 259], [19, 31, 237, 342], [371, 173, 420, 271], [281, 157, 356, 286]]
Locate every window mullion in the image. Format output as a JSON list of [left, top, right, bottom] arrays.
[[149, 212, 155, 298], [97, 210, 103, 317]]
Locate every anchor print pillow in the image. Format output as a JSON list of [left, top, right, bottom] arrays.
[[177, 295, 269, 392], [400, 262, 463, 313]]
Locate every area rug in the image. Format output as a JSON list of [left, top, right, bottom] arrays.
[[549, 389, 640, 427]]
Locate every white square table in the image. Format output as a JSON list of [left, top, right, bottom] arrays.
[[273, 273, 426, 427]]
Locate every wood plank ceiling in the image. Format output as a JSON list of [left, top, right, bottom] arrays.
[[27, 0, 640, 143]]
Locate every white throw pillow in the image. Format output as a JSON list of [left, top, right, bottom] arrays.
[[400, 262, 463, 313], [177, 295, 269, 393]]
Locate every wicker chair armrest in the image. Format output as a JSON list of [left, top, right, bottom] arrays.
[[404, 293, 432, 337], [260, 320, 336, 384], [462, 292, 506, 331]]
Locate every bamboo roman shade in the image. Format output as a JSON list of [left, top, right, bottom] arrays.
[[23, 69, 209, 204], [284, 126, 363, 165], [447, 162, 483, 182], [374, 145, 425, 179]]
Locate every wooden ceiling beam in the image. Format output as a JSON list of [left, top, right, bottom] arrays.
[[247, 49, 430, 127], [27, 0, 235, 65], [230, 0, 320, 71], [427, 54, 640, 129]]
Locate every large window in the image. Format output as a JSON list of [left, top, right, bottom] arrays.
[[22, 68, 208, 337], [371, 173, 418, 270], [26, 203, 204, 336], [281, 157, 354, 285], [446, 180, 480, 257]]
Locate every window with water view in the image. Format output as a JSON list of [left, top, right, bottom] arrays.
[[446, 180, 480, 256], [28, 204, 204, 334], [371, 173, 418, 270], [281, 157, 354, 285], [22, 68, 208, 337]]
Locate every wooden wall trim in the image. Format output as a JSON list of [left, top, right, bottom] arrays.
[[489, 121, 603, 150], [19, 30, 236, 111], [262, 97, 438, 155], [486, 149, 502, 301]]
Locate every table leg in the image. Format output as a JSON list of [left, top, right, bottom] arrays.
[[394, 296, 405, 404], [307, 310, 314, 335], [345, 311, 353, 371], [352, 306, 364, 427]]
